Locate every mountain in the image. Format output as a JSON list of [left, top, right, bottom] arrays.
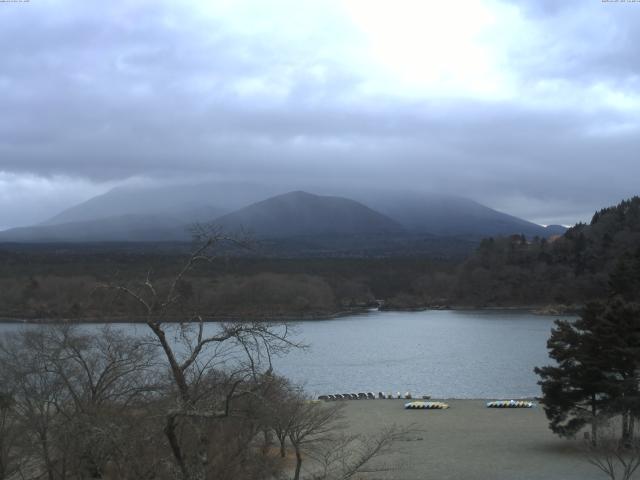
[[0, 191, 405, 243], [215, 191, 404, 238], [0, 181, 566, 246], [44, 181, 284, 225], [349, 190, 561, 238], [543, 224, 568, 236], [0, 214, 190, 243]]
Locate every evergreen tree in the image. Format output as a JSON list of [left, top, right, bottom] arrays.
[[535, 300, 640, 445], [609, 248, 640, 302], [594, 299, 640, 442], [535, 303, 612, 444]]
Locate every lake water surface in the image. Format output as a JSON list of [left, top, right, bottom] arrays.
[[0, 310, 570, 399], [275, 309, 567, 399]]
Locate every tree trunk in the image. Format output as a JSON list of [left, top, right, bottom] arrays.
[[196, 422, 209, 480], [591, 395, 598, 447], [147, 323, 191, 403], [262, 429, 272, 455], [622, 411, 630, 443], [164, 414, 189, 480], [39, 432, 56, 480], [293, 444, 302, 480], [280, 438, 286, 458]]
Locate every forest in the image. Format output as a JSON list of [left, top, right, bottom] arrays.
[[1, 197, 639, 321]]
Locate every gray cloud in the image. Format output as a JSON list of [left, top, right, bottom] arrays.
[[0, 0, 639, 228]]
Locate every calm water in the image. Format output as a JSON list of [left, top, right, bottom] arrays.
[[0, 310, 569, 399]]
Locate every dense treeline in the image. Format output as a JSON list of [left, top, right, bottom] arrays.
[[350, 197, 640, 310], [0, 254, 455, 320], [453, 196, 640, 307], [534, 250, 640, 478], [2, 196, 639, 319]]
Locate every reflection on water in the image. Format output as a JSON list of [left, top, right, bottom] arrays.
[[0, 309, 570, 399]]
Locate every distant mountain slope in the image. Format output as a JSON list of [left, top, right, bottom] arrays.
[[5, 181, 566, 245], [0, 191, 404, 243], [0, 214, 190, 243], [352, 191, 561, 238], [215, 191, 405, 237], [45, 181, 284, 225], [543, 224, 568, 236]]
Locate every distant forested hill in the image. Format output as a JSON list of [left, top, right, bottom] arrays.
[[439, 196, 640, 307], [2, 197, 637, 321]]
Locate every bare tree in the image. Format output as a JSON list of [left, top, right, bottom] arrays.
[[585, 422, 640, 480], [101, 225, 300, 480], [0, 326, 160, 480], [0, 391, 24, 480], [0, 329, 70, 480], [308, 426, 412, 480], [287, 400, 345, 480], [255, 374, 413, 480], [42, 325, 159, 478], [282, 394, 412, 480], [262, 377, 302, 459]]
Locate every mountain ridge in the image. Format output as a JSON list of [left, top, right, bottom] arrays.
[[0, 184, 566, 247], [215, 191, 405, 238]]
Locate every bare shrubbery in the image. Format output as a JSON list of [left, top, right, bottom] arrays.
[[0, 326, 404, 480], [0, 325, 161, 479], [585, 422, 640, 480], [0, 231, 405, 479]]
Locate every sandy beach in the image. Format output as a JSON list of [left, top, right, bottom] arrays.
[[339, 399, 605, 480]]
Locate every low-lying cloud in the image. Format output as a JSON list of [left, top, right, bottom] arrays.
[[1, 0, 639, 228]]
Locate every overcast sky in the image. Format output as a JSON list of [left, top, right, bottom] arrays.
[[1, 0, 639, 229]]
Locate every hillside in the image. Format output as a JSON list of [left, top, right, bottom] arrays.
[[44, 181, 283, 225], [41, 181, 562, 239], [1, 181, 565, 248], [385, 196, 640, 309], [353, 190, 558, 238], [0, 214, 190, 243], [215, 191, 405, 237]]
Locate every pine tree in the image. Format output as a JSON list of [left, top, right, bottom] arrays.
[[535, 303, 612, 445], [609, 248, 640, 302], [535, 300, 640, 445]]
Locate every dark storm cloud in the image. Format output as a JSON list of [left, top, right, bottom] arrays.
[[0, 0, 639, 228]]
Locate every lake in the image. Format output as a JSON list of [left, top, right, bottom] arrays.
[[275, 309, 566, 399], [0, 309, 569, 399]]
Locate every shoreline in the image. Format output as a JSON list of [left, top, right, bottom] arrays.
[[0, 304, 580, 324]]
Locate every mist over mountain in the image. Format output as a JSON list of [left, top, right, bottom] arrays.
[[0, 182, 566, 249], [543, 225, 568, 236], [45, 181, 283, 225], [347, 190, 555, 238], [0, 214, 189, 243], [215, 191, 404, 238]]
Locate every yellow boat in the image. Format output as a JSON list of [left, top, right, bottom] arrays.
[[486, 400, 534, 408], [404, 401, 449, 409]]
